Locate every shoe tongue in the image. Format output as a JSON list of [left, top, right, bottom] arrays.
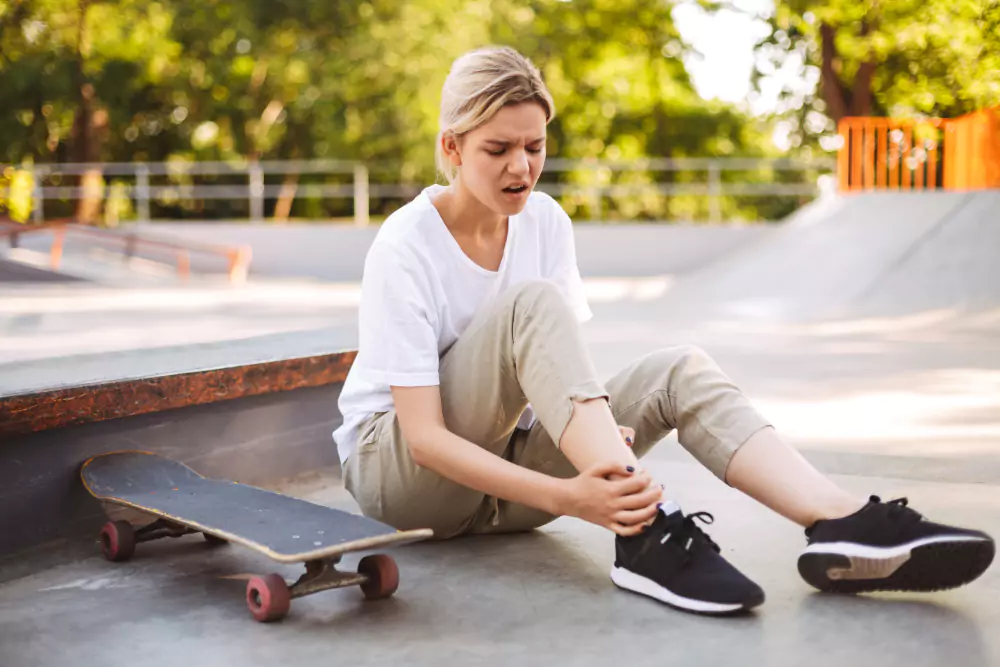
[[659, 501, 682, 518]]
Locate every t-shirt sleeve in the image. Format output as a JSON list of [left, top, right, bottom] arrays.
[[545, 198, 593, 323], [354, 241, 441, 387]]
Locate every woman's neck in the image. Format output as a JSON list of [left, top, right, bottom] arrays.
[[432, 183, 506, 239]]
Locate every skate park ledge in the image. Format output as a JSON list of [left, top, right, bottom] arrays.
[[0, 344, 357, 559]]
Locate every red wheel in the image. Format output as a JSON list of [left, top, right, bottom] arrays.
[[246, 574, 291, 622], [358, 554, 399, 600], [203, 533, 227, 546], [100, 520, 136, 562]]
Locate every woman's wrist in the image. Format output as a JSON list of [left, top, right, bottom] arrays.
[[544, 476, 572, 517]]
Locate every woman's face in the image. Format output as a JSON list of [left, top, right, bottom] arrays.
[[448, 102, 547, 216]]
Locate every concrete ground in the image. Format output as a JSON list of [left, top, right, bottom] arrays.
[[3, 298, 999, 666], [2, 193, 1000, 665], [2, 458, 998, 667]]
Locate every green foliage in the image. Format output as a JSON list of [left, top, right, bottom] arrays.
[[0, 166, 35, 222], [0, 0, 793, 221], [751, 0, 1000, 147]]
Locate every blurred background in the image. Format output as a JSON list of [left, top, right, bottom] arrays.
[[1, 0, 995, 227], [0, 0, 998, 377], [1, 0, 999, 396]]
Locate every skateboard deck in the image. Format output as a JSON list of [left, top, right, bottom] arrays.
[[81, 451, 433, 622]]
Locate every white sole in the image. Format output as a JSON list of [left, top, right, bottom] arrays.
[[798, 534, 995, 591], [802, 534, 988, 560], [610, 566, 751, 615]]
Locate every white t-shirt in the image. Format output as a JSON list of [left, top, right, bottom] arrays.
[[333, 184, 592, 464]]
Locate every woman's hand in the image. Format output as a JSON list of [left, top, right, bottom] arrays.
[[618, 425, 635, 448], [557, 460, 662, 536]]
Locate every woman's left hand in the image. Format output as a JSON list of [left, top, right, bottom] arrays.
[[618, 425, 635, 448]]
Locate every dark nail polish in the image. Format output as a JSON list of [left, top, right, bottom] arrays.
[[626, 466, 635, 473], [625, 437, 633, 445], [657, 502, 663, 508]]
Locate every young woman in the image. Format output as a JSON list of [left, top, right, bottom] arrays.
[[333, 46, 995, 615]]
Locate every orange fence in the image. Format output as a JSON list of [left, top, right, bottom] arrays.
[[0, 220, 252, 283], [837, 106, 1000, 192], [837, 117, 944, 192], [942, 107, 1000, 190]]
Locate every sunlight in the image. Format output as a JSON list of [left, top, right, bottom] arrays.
[[754, 369, 1000, 453], [582, 276, 673, 303]]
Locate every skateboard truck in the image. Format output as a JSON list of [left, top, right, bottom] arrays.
[[246, 555, 399, 622], [98, 519, 400, 622], [100, 519, 218, 562]]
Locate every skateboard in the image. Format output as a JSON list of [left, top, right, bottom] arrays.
[[80, 451, 433, 622]]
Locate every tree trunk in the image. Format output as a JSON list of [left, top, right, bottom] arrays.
[[71, 84, 106, 224], [849, 61, 875, 117], [847, 19, 876, 117], [820, 23, 848, 122], [272, 172, 299, 222], [70, 0, 104, 224], [819, 21, 876, 122]]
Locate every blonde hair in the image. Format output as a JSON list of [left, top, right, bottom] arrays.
[[436, 46, 556, 183]]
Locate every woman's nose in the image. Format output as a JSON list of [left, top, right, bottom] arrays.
[[508, 150, 529, 176]]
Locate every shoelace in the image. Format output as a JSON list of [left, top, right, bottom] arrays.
[[805, 495, 919, 540], [874, 495, 922, 524], [659, 511, 721, 555]]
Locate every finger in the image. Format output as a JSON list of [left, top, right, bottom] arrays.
[[612, 503, 661, 527], [610, 472, 653, 496], [588, 459, 636, 480], [611, 521, 647, 538], [612, 472, 653, 496], [617, 427, 635, 448], [613, 485, 663, 511]]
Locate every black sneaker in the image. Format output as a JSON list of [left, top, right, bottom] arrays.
[[611, 503, 765, 615], [798, 495, 995, 594]]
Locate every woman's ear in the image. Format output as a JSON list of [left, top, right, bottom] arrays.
[[441, 132, 463, 167]]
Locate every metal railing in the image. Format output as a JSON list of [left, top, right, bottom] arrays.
[[2, 156, 835, 226], [1, 220, 252, 283]]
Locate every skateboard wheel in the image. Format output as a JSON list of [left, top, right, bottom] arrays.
[[203, 533, 228, 546], [100, 520, 136, 562], [246, 574, 291, 622], [358, 554, 399, 600]]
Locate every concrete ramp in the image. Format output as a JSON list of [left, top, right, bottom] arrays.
[[139, 221, 775, 281], [847, 191, 1000, 319], [0, 257, 82, 283], [661, 191, 997, 324]]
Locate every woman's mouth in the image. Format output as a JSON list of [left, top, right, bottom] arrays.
[[503, 184, 529, 196]]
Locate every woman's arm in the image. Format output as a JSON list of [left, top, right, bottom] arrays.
[[391, 385, 656, 530]]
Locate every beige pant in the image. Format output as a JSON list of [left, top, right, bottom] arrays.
[[343, 281, 770, 540]]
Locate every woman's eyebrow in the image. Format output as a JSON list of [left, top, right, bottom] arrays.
[[484, 137, 547, 146]]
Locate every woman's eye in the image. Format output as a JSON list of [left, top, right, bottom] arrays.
[[487, 146, 543, 156]]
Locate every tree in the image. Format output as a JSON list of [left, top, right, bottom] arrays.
[[486, 0, 775, 220], [2, 0, 782, 222], [0, 0, 181, 221], [745, 0, 1000, 149]]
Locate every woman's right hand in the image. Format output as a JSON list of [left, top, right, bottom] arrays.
[[557, 460, 663, 536]]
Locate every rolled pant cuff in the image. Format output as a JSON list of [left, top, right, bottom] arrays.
[[716, 418, 774, 482], [542, 382, 611, 450]]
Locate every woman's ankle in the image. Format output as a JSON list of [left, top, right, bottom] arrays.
[[809, 495, 868, 525]]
